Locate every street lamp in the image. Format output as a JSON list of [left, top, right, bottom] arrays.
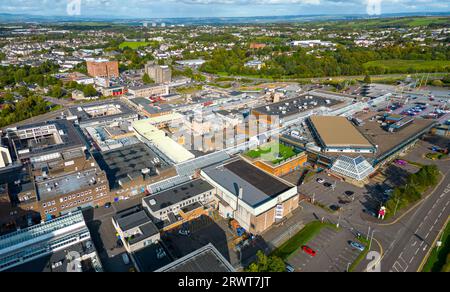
[[369, 229, 377, 250], [393, 197, 401, 217]]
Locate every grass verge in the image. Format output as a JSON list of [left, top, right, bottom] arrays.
[[422, 220, 450, 272], [348, 237, 370, 272]]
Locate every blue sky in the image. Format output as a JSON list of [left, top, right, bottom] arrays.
[[1, 0, 449, 18]]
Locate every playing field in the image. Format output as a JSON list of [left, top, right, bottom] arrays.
[[119, 41, 150, 50], [364, 59, 450, 72]]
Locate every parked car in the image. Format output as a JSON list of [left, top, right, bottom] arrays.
[[122, 253, 130, 265], [345, 191, 355, 197], [330, 205, 341, 212], [285, 264, 295, 272], [302, 246, 317, 257], [105, 202, 112, 209], [350, 241, 366, 252], [324, 182, 333, 188], [316, 178, 325, 184]]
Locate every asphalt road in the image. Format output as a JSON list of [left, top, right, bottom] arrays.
[[379, 171, 450, 272]]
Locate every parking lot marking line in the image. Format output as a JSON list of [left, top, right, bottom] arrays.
[[398, 256, 408, 268], [393, 262, 403, 271], [415, 247, 420, 255]]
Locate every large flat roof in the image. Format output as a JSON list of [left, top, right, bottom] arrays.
[[309, 116, 374, 149], [94, 143, 170, 189], [36, 168, 102, 201], [11, 119, 86, 159], [67, 100, 137, 125], [253, 91, 344, 118], [202, 159, 293, 208]]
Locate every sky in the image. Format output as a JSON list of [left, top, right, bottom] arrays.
[[0, 0, 449, 18]]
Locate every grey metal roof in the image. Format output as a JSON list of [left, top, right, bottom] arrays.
[[115, 210, 152, 231], [143, 179, 214, 212], [94, 143, 169, 189], [156, 243, 235, 272], [202, 159, 293, 208]]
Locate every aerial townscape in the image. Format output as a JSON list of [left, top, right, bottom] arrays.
[[0, 0, 449, 277]]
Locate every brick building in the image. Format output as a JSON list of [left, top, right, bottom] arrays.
[[86, 59, 119, 78]]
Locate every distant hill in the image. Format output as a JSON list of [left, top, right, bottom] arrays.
[[0, 12, 449, 25]]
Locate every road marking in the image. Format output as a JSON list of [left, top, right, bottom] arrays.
[[423, 245, 428, 251], [415, 247, 420, 255], [411, 241, 417, 247]]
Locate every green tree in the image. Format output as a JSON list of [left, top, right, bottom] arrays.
[[443, 75, 450, 84], [142, 73, 154, 85], [246, 251, 286, 272], [50, 85, 64, 98], [82, 85, 98, 97], [431, 80, 444, 87], [364, 74, 372, 84]]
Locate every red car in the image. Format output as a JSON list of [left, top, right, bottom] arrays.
[[302, 246, 317, 257]]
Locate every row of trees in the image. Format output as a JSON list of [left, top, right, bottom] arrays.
[[0, 61, 60, 88], [0, 95, 52, 128], [385, 165, 440, 215], [200, 44, 449, 78]]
